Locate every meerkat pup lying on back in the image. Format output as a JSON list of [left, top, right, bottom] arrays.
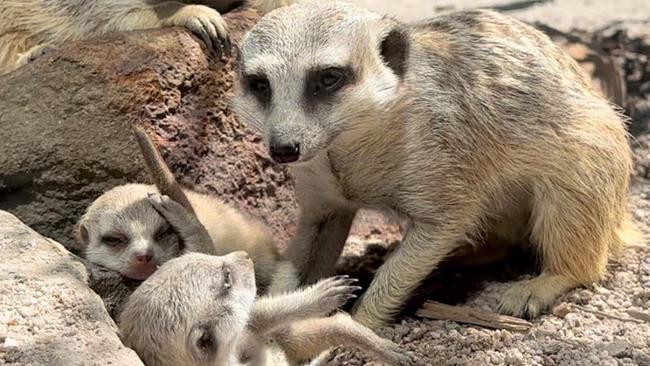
[[119, 251, 411, 366], [77, 126, 280, 290], [0, 0, 294, 74], [232, 1, 639, 328]]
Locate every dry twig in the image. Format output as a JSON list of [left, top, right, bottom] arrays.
[[572, 305, 645, 323], [416, 301, 533, 332]]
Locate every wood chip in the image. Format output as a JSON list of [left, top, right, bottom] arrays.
[[572, 305, 645, 323], [416, 301, 533, 332], [626, 309, 650, 323]]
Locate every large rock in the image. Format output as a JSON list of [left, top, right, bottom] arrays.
[[0, 211, 143, 365], [0, 8, 298, 252]]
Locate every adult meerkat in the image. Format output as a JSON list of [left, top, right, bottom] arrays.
[[232, 1, 638, 328], [76, 126, 280, 290], [119, 251, 411, 366], [0, 0, 293, 74]]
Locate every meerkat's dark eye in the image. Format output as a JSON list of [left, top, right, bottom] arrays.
[[246, 75, 271, 104], [305, 66, 352, 100], [319, 69, 345, 91], [101, 234, 127, 247], [196, 328, 218, 353]]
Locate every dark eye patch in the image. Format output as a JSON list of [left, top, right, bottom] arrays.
[[223, 266, 232, 291], [304, 66, 354, 102], [188, 322, 219, 362], [101, 233, 128, 248], [197, 327, 216, 353], [244, 74, 271, 105], [214, 265, 232, 297], [154, 223, 174, 241]]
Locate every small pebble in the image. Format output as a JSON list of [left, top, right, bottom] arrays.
[[552, 303, 572, 318], [604, 339, 633, 358], [3, 337, 18, 349]]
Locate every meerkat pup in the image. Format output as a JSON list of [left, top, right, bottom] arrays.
[[0, 0, 294, 74], [119, 251, 411, 366], [232, 1, 638, 328], [76, 126, 280, 290]]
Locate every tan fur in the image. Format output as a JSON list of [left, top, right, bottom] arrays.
[[77, 184, 279, 288], [119, 252, 410, 365], [233, 2, 640, 328], [271, 312, 406, 365], [77, 129, 280, 289], [0, 0, 295, 74]]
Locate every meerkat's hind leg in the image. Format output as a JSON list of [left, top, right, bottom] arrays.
[[146, 193, 216, 255], [271, 313, 413, 366], [498, 183, 614, 318], [15, 43, 55, 69]]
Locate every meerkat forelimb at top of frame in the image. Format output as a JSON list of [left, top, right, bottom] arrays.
[[0, 0, 296, 74], [76, 126, 280, 289], [232, 1, 640, 328], [119, 251, 411, 366]]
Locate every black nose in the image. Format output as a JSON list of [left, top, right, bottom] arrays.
[[269, 140, 300, 163]]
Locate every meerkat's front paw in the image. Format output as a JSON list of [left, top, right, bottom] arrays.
[[163, 5, 230, 52], [16, 43, 54, 68], [498, 274, 573, 319], [309, 275, 361, 314], [147, 193, 198, 231], [147, 193, 215, 254]]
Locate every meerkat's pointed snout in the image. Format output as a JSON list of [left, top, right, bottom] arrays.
[[269, 137, 300, 163]]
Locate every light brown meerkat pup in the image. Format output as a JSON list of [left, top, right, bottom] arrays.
[[76, 126, 280, 290], [232, 1, 640, 328], [0, 0, 294, 74], [119, 251, 411, 366]]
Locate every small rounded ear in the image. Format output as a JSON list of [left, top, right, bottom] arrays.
[[74, 220, 90, 249], [379, 25, 409, 78]]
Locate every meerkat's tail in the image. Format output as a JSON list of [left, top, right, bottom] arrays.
[[132, 125, 196, 216], [614, 213, 645, 252]]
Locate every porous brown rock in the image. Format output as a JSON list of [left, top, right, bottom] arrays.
[[0, 8, 298, 253], [0, 210, 143, 365]]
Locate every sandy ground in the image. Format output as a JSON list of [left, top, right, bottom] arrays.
[[356, 0, 650, 37]]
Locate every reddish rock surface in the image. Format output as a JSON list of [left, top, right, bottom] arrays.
[[0, 9, 301, 250]]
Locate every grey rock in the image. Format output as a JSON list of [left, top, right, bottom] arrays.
[[0, 210, 143, 365], [604, 339, 633, 358]]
